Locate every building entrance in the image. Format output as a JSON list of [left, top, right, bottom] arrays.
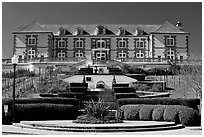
[[96, 52, 106, 61]]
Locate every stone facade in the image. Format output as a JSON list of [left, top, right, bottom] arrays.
[[12, 21, 189, 63]]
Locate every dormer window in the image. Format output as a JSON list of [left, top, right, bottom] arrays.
[[97, 25, 105, 35], [96, 40, 106, 48], [59, 27, 66, 35], [28, 36, 36, 45], [136, 27, 144, 35], [75, 39, 84, 48], [58, 40, 66, 48], [166, 37, 174, 46], [76, 27, 83, 35], [119, 27, 125, 35], [118, 39, 127, 48]]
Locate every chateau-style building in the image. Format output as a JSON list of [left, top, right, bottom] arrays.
[[12, 21, 189, 63]]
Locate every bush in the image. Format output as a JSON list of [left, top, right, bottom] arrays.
[[152, 106, 166, 121], [132, 83, 149, 91], [148, 84, 163, 92], [120, 105, 141, 120], [178, 106, 199, 126], [84, 99, 111, 120], [117, 104, 200, 126], [38, 80, 70, 94], [15, 103, 78, 122], [163, 106, 180, 123], [139, 105, 156, 121], [15, 97, 79, 106], [115, 93, 138, 99], [117, 98, 200, 111]]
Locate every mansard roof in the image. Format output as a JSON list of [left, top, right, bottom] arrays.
[[16, 21, 189, 35]]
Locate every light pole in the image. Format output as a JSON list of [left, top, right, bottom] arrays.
[[11, 54, 18, 123]]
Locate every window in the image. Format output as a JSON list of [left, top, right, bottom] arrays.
[[75, 51, 83, 58], [180, 56, 183, 60], [27, 48, 35, 59], [97, 25, 105, 35], [28, 36, 36, 45], [58, 51, 65, 58], [136, 51, 144, 58], [75, 39, 84, 48], [118, 39, 127, 48], [166, 49, 174, 59], [166, 37, 174, 46], [58, 40, 66, 48], [118, 51, 127, 58], [136, 40, 144, 48], [158, 56, 161, 61], [96, 40, 106, 48]]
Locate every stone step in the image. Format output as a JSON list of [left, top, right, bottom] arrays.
[[14, 121, 184, 132]]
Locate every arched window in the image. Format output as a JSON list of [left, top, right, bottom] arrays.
[[58, 40, 66, 48], [75, 39, 84, 48], [118, 39, 127, 48], [28, 36, 36, 45], [166, 37, 174, 46], [136, 40, 144, 48], [96, 40, 106, 48]]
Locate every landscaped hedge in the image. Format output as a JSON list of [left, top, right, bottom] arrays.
[[2, 98, 79, 124], [15, 103, 78, 122], [117, 104, 200, 126], [117, 98, 200, 111], [15, 97, 79, 106], [115, 93, 138, 99]]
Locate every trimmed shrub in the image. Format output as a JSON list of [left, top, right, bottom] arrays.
[[15, 103, 78, 122], [115, 93, 138, 99], [117, 104, 200, 126], [163, 106, 180, 124], [15, 97, 79, 106], [139, 105, 156, 121], [178, 106, 199, 126], [120, 105, 141, 120], [152, 106, 166, 121], [117, 98, 200, 111]]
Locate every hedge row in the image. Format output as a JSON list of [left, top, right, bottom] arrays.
[[115, 93, 138, 99], [2, 98, 79, 124], [117, 98, 200, 111], [15, 97, 79, 106], [15, 103, 78, 122], [117, 104, 200, 126]]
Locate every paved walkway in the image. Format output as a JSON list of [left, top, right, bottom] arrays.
[[2, 120, 202, 135], [2, 124, 202, 135]]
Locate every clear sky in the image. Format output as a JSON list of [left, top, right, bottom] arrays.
[[2, 2, 202, 59]]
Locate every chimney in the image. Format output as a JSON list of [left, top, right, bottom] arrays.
[[176, 20, 183, 31]]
